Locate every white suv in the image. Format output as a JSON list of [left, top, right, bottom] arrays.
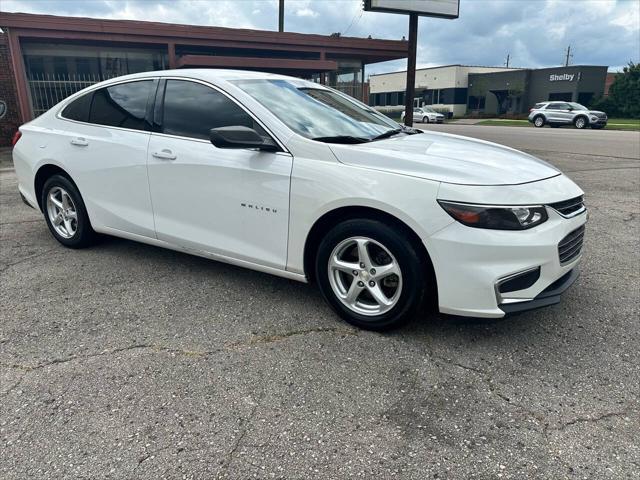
[[528, 102, 608, 129], [13, 70, 587, 330]]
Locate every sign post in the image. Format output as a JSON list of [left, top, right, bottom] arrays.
[[364, 0, 460, 127], [404, 13, 418, 127]]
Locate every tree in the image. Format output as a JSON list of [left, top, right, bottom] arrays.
[[604, 62, 640, 118]]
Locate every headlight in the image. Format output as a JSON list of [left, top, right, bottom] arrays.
[[438, 201, 548, 230]]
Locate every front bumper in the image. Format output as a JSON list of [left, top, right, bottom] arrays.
[[500, 267, 579, 315], [425, 207, 587, 318], [589, 117, 607, 127]]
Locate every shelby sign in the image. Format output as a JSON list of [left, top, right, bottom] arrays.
[[550, 73, 575, 82]]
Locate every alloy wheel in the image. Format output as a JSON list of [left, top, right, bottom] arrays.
[[328, 236, 402, 316], [46, 186, 78, 239], [534, 117, 544, 127]]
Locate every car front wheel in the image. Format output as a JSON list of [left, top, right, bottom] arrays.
[[42, 174, 97, 248], [422, 116, 429, 123], [574, 116, 588, 129], [315, 219, 426, 330]]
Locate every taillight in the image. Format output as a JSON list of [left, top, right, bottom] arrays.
[[529, 108, 534, 112], [11, 130, 22, 147]]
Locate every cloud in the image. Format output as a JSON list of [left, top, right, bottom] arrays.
[[2, 0, 638, 75], [295, 7, 318, 18]]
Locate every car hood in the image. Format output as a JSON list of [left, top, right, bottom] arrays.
[[328, 131, 560, 186]]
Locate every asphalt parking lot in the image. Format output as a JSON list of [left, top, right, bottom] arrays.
[[1, 126, 639, 479]]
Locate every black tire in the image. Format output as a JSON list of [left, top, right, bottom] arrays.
[[422, 116, 429, 123], [41, 174, 97, 248], [315, 218, 427, 331], [533, 115, 545, 128], [574, 116, 588, 129]]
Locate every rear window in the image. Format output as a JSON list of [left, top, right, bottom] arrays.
[[61, 92, 93, 122], [88, 80, 153, 131]]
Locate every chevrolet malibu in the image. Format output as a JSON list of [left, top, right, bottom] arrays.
[[13, 70, 587, 330]]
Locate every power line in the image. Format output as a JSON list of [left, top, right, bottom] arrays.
[[343, 7, 363, 36]]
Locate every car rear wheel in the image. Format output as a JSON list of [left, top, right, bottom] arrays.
[[315, 219, 426, 330], [574, 116, 588, 129], [533, 115, 545, 128], [42, 175, 97, 248]]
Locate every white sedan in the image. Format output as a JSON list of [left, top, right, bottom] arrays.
[[400, 106, 445, 123], [12, 69, 587, 330]]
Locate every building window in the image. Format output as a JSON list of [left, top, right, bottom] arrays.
[[548, 92, 572, 101], [468, 96, 486, 110]]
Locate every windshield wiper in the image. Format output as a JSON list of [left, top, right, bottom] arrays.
[[371, 128, 403, 141], [370, 126, 422, 142], [312, 135, 370, 144]]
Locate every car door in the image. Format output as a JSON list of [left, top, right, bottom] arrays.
[[146, 78, 293, 269], [57, 79, 157, 238], [413, 108, 422, 122]]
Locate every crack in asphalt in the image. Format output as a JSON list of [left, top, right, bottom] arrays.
[[0, 247, 60, 273], [0, 327, 359, 373], [0, 219, 43, 226], [426, 351, 633, 436], [233, 326, 359, 347], [546, 409, 632, 431]]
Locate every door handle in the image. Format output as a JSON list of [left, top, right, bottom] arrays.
[[70, 137, 88, 146], [152, 149, 177, 160]]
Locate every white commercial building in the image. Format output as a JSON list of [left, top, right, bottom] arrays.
[[369, 64, 520, 117]]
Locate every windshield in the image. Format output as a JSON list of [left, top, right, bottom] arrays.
[[569, 102, 588, 110], [422, 107, 437, 113], [231, 79, 400, 141]]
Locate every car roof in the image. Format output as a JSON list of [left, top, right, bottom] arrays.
[[98, 68, 319, 86]]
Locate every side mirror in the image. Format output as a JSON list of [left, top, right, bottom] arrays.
[[566, 106, 573, 111], [209, 126, 279, 152]]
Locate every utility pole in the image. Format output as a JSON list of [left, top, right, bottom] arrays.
[[403, 13, 418, 127], [278, 0, 284, 32], [504, 53, 510, 68], [564, 45, 572, 66]]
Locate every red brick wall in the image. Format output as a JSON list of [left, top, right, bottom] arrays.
[[0, 30, 22, 147]]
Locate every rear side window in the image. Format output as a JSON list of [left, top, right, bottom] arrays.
[[89, 80, 153, 131], [61, 92, 93, 122], [161, 80, 260, 141], [534, 103, 545, 109]]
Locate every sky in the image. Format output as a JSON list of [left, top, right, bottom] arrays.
[[1, 0, 639, 75]]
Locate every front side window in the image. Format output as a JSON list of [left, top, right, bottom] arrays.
[[232, 79, 399, 141], [89, 80, 153, 130], [161, 80, 262, 141]]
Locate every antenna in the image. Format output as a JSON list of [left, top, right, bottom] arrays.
[[564, 45, 573, 67], [504, 53, 510, 68]]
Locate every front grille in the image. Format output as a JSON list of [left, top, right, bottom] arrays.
[[558, 225, 585, 265], [548, 196, 585, 217]]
